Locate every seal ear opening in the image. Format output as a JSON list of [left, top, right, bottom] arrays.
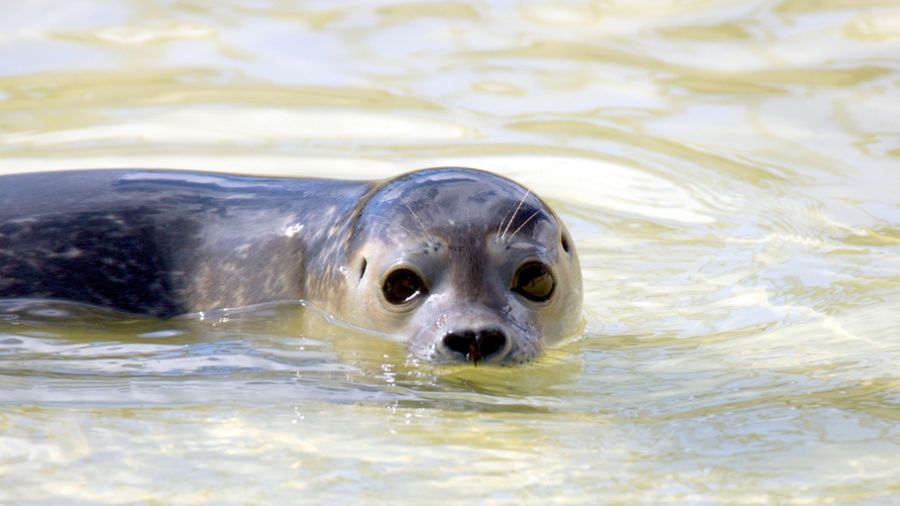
[[359, 257, 367, 280], [561, 233, 571, 254]]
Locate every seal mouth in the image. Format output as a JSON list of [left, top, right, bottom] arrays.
[[440, 328, 510, 365]]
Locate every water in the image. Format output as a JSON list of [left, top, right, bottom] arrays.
[[2, 0, 899, 503]]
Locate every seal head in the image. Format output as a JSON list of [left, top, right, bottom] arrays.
[[339, 168, 582, 365]]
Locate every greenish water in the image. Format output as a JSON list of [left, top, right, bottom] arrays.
[[2, 1, 899, 503]]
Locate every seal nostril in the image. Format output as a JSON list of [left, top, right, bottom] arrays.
[[478, 330, 506, 358], [443, 331, 477, 357], [443, 329, 507, 364]]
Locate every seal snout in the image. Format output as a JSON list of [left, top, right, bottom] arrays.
[[441, 328, 508, 365]]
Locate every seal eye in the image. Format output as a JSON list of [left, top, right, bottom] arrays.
[[382, 268, 427, 305], [512, 262, 555, 302]]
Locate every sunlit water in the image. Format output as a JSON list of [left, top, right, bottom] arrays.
[[2, 0, 899, 503]]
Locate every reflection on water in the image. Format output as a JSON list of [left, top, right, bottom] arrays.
[[1, 0, 899, 503]]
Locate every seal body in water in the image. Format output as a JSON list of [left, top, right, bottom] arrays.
[[0, 168, 582, 364]]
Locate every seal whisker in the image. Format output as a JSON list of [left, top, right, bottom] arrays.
[[496, 207, 514, 239], [391, 221, 420, 240], [500, 189, 530, 242], [507, 209, 541, 243], [404, 201, 435, 243]]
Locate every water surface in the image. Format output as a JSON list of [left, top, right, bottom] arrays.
[[1, 1, 899, 503]]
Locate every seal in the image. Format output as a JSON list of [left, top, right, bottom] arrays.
[[0, 168, 582, 364]]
